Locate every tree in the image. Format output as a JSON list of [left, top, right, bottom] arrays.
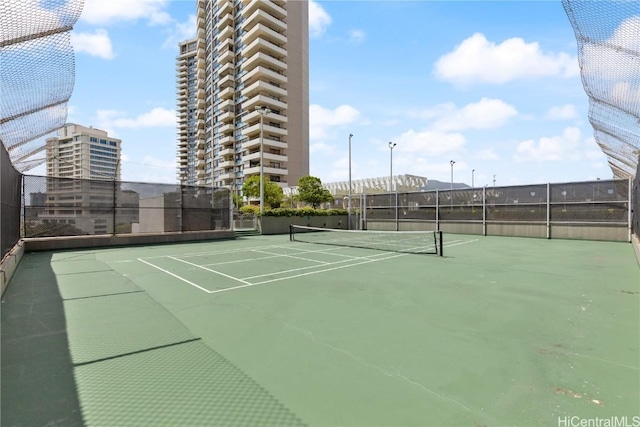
[[241, 175, 284, 209], [297, 175, 333, 208]]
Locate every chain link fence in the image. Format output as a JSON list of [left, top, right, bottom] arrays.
[[22, 175, 231, 238], [1, 143, 22, 259], [363, 179, 631, 239]]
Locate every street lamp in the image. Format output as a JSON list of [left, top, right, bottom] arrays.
[[472, 169, 475, 189], [388, 141, 396, 192], [348, 134, 353, 230], [493, 174, 497, 187], [255, 106, 271, 214]]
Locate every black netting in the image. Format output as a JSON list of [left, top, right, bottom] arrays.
[[634, 159, 640, 239], [23, 175, 231, 237], [0, 0, 83, 171], [1, 142, 22, 258], [563, 0, 640, 179]]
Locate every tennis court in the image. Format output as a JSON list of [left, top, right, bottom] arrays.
[[2, 232, 639, 426]]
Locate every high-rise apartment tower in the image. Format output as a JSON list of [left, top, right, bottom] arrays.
[[176, 0, 309, 196]]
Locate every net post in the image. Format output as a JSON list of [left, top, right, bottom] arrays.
[[289, 224, 293, 241], [438, 231, 443, 256]]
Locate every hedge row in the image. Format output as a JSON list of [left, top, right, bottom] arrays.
[[239, 206, 348, 217]]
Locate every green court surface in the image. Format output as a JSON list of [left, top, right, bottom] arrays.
[[2, 234, 639, 426]]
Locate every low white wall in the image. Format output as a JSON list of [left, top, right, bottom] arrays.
[[259, 215, 348, 235]]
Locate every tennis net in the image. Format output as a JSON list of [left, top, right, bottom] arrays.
[[289, 225, 443, 256]]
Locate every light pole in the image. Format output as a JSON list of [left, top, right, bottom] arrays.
[[493, 174, 496, 187], [348, 134, 353, 230], [255, 106, 271, 214], [388, 142, 396, 192], [450, 160, 455, 209], [472, 169, 475, 189]]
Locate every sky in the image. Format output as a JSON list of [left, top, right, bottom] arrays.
[[31, 0, 620, 187]]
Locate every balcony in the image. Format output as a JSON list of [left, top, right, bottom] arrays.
[[217, 123, 234, 134], [243, 122, 287, 138], [218, 49, 234, 65], [242, 37, 286, 59], [241, 65, 286, 87], [241, 80, 287, 99], [242, 0, 287, 20], [218, 87, 234, 100], [242, 94, 287, 111], [217, 110, 234, 123], [243, 165, 288, 176], [242, 23, 286, 46], [243, 137, 287, 151], [218, 25, 233, 40], [243, 151, 287, 164], [243, 110, 287, 127], [217, 159, 234, 169], [218, 171, 235, 181], [216, 135, 234, 145], [218, 147, 235, 157], [216, 0, 232, 16], [216, 13, 233, 29], [242, 51, 286, 73]]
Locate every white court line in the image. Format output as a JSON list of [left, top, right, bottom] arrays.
[[209, 252, 406, 295], [444, 239, 479, 248], [168, 256, 253, 287], [241, 251, 391, 280], [199, 245, 369, 268], [138, 258, 212, 293], [250, 249, 330, 265], [140, 244, 289, 260]]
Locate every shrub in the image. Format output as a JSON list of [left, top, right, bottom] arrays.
[[260, 207, 347, 217]]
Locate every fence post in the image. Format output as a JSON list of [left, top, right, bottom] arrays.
[[229, 188, 234, 231], [435, 189, 439, 232], [546, 182, 551, 239], [628, 177, 632, 243], [482, 186, 486, 236], [395, 192, 399, 231], [112, 179, 116, 236], [21, 175, 26, 237]]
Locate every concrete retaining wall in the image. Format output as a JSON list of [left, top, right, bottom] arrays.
[[1, 241, 24, 296], [22, 230, 235, 252], [259, 216, 348, 235]]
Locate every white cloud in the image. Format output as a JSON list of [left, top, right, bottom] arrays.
[[582, 17, 640, 80], [545, 104, 577, 120], [608, 81, 640, 117], [393, 129, 466, 155], [162, 15, 197, 49], [71, 29, 115, 59], [515, 127, 583, 162], [434, 33, 578, 85], [478, 148, 500, 161], [309, 0, 331, 38], [121, 156, 176, 183], [310, 104, 360, 140], [349, 29, 365, 43], [431, 98, 518, 132], [96, 107, 176, 133], [81, 0, 171, 25], [310, 141, 337, 154]]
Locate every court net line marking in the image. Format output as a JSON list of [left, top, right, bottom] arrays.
[[198, 246, 368, 268], [210, 252, 406, 294], [138, 238, 479, 294], [167, 256, 253, 286], [137, 258, 212, 293], [250, 248, 331, 265], [241, 251, 391, 281]]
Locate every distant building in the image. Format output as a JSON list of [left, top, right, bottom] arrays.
[[46, 123, 121, 180], [36, 124, 136, 235]]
